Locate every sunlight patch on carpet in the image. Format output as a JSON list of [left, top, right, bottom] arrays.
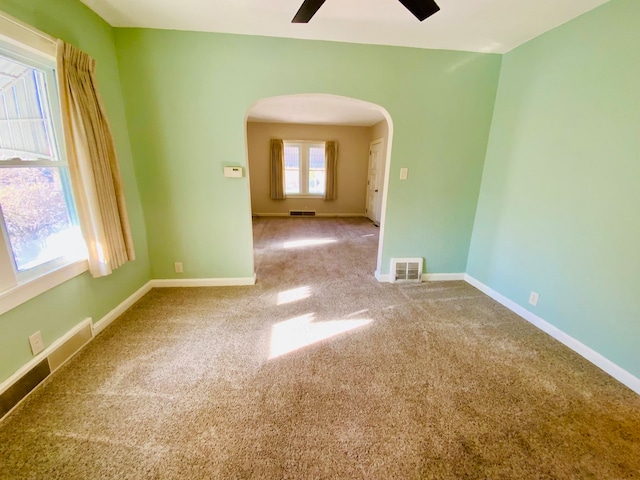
[[277, 286, 312, 305], [282, 238, 337, 249], [269, 313, 373, 359]]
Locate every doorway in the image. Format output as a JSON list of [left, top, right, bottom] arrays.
[[366, 139, 384, 226], [244, 94, 393, 280]]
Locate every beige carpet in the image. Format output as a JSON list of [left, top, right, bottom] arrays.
[[1, 217, 639, 479]]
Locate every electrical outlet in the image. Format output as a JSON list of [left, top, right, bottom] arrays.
[[400, 168, 408, 180], [29, 331, 45, 355], [174, 262, 183, 273], [529, 291, 539, 307]]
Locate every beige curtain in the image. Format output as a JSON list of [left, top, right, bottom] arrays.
[[270, 139, 285, 200], [324, 141, 338, 201], [56, 40, 135, 277]]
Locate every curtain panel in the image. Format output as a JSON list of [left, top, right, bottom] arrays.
[[324, 141, 338, 201], [56, 40, 135, 277], [270, 139, 285, 200]]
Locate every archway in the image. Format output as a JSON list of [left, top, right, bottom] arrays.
[[244, 93, 394, 280]]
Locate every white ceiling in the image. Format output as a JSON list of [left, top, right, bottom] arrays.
[[79, 0, 610, 126], [80, 0, 609, 54], [247, 95, 387, 127]]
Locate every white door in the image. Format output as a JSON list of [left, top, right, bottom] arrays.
[[365, 140, 384, 225]]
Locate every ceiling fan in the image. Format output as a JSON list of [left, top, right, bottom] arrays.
[[292, 0, 440, 23]]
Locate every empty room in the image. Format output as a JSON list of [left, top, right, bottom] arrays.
[[0, 0, 638, 478]]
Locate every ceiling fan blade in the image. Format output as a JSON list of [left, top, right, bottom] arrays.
[[398, 0, 440, 21], [292, 0, 327, 23]]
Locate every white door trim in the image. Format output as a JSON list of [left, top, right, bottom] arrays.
[[366, 138, 384, 225]]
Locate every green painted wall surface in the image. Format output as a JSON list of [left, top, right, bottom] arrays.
[[114, 29, 501, 279], [0, 0, 150, 384], [467, 0, 640, 378]]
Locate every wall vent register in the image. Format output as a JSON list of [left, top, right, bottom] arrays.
[[391, 258, 423, 283], [289, 210, 316, 217]]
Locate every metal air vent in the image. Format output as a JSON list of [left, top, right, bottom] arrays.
[[289, 210, 316, 217], [391, 258, 423, 283]]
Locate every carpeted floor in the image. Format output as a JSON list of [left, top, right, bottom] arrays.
[[1, 217, 639, 479]]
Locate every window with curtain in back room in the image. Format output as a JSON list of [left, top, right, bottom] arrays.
[[0, 46, 85, 291], [284, 141, 326, 196]]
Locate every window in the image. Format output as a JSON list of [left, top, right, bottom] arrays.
[[284, 141, 326, 196], [0, 28, 86, 304]]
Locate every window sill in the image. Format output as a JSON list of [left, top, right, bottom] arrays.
[[285, 195, 325, 199], [0, 259, 89, 316]]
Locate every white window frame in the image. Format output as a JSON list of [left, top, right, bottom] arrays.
[[0, 12, 88, 316], [284, 140, 326, 198]]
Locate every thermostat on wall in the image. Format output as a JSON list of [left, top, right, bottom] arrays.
[[224, 166, 244, 178]]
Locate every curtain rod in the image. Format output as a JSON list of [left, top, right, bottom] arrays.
[[0, 10, 57, 45]]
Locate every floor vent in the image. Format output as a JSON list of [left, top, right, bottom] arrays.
[[289, 210, 316, 217], [391, 258, 423, 283], [0, 319, 93, 420]]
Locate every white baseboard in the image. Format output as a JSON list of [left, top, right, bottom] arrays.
[[86, 276, 258, 336], [92, 281, 153, 336], [253, 213, 366, 218], [464, 274, 640, 395], [150, 274, 257, 288], [316, 213, 366, 218], [2, 279, 154, 399], [1, 274, 263, 417], [375, 271, 392, 282], [375, 271, 465, 283], [423, 273, 465, 281], [0, 317, 93, 396]]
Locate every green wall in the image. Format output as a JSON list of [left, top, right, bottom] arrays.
[[0, 0, 637, 394], [467, 0, 640, 378], [0, 0, 150, 384], [114, 29, 501, 279]]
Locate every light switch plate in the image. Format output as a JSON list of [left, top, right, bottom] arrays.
[[400, 168, 408, 180]]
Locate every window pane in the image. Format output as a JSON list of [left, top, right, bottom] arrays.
[[0, 57, 57, 161], [285, 170, 300, 194], [0, 167, 84, 271], [308, 170, 325, 195], [284, 146, 299, 169], [308, 146, 325, 195], [284, 145, 300, 194], [308, 147, 325, 169]]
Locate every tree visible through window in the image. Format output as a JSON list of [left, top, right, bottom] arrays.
[[0, 52, 84, 277], [283, 141, 326, 196]]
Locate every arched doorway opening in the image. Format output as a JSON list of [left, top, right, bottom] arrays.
[[244, 94, 393, 280]]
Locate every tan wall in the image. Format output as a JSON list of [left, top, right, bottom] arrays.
[[247, 122, 371, 215], [371, 120, 388, 146]]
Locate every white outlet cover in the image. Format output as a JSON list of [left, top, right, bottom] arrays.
[[400, 168, 408, 180], [174, 262, 183, 273], [529, 291, 539, 306], [29, 331, 45, 355]]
